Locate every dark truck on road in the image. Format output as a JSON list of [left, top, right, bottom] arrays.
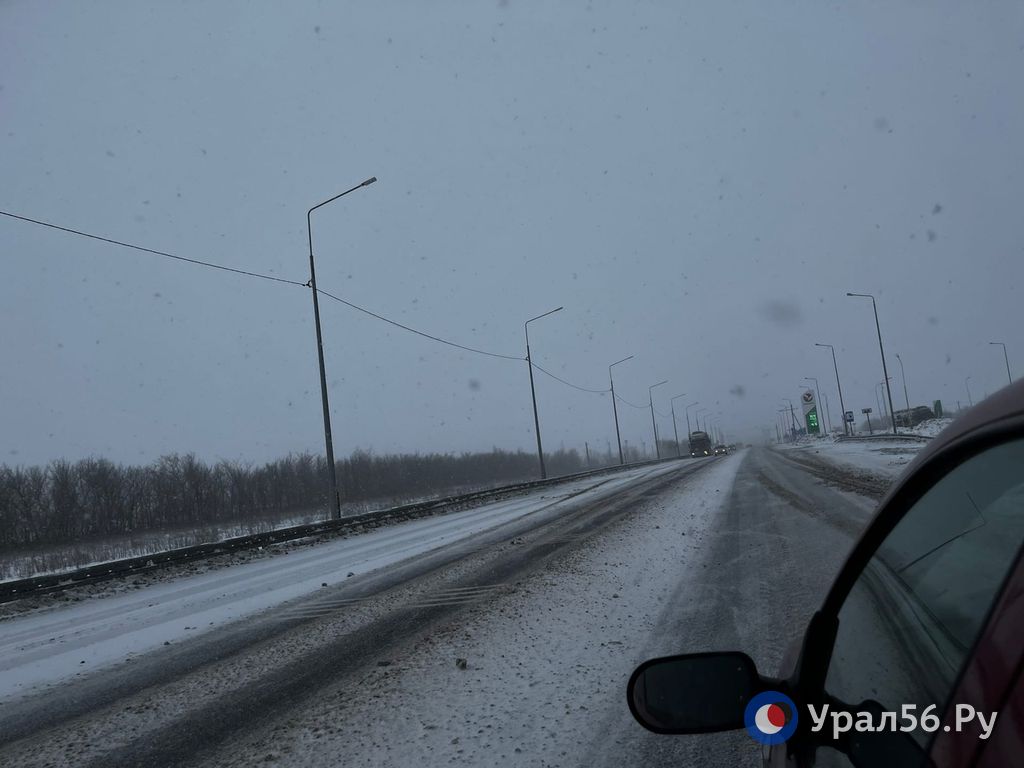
[[688, 430, 712, 457]]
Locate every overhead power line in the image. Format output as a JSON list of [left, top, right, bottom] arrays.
[[1, 208, 525, 361], [0, 209, 305, 287], [315, 288, 524, 361], [529, 361, 610, 394], [615, 393, 649, 410]]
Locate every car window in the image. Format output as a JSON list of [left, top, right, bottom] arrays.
[[818, 438, 1024, 763]]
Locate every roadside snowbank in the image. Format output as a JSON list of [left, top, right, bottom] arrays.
[[783, 439, 923, 479]]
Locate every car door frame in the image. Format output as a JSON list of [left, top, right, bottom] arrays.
[[780, 407, 1024, 766]]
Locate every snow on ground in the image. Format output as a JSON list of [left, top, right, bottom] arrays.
[[0, 462, 682, 704], [0, 481, 580, 582], [206, 454, 745, 768], [779, 438, 924, 479], [902, 417, 955, 438]]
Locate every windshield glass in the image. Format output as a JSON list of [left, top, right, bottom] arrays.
[[1, 3, 1021, 767]]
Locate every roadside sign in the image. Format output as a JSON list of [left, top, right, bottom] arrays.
[[800, 390, 819, 435], [861, 407, 872, 414], [844, 410, 855, 423]]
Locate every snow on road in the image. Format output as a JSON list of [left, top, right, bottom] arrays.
[[205, 454, 744, 768], [0, 462, 683, 704]]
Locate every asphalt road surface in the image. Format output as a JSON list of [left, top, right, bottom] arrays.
[[0, 448, 886, 767]]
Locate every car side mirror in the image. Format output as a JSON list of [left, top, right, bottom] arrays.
[[627, 652, 768, 734]]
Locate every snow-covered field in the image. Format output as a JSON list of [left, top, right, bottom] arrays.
[[0, 462, 685, 705]]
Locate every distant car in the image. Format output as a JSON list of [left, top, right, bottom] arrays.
[[714, 445, 728, 455], [628, 380, 1024, 767]]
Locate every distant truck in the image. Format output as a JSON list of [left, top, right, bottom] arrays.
[[688, 430, 712, 457], [894, 405, 936, 428]]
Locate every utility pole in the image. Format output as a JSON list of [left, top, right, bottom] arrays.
[[816, 343, 848, 436], [670, 393, 687, 458], [990, 342, 1012, 385], [847, 292, 898, 435], [648, 380, 668, 459], [895, 353, 911, 426], [685, 401, 700, 440], [307, 175, 377, 520], [782, 398, 798, 433], [609, 355, 634, 465], [525, 307, 564, 479]]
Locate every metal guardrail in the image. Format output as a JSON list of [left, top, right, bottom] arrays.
[[834, 433, 932, 443], [0, 454, 690, 603]]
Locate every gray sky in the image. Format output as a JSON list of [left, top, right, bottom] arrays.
[[2, 0, 1022, 466]]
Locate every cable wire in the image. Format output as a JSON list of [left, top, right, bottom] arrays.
[[0, 209, 306, 287], [316, 288, 524, 361], [0, 208, 526, 362], [615, 393, 650, 409], [529, 361, 610, 394]]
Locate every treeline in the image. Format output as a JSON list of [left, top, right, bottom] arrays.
[[0, 448, 589, 550]]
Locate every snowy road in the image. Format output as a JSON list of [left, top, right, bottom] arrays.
[[0, 449, 886, 767]]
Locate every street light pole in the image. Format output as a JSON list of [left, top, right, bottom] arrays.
[[816, 343, 848, 436], [307, 175, 377, 520], [782, 398, 798, 432], [847, 292, 898, 435], [648, 380, 669, 459], [990, 342, 1012, 385], [670, 393, 687, 457], [609, 355, 634, 465], [525, 306, 564, 479], [697, 408, 710, 434], [895, 353, 911, 424], [965, 376, 973, 407], [685, 401, 700, 440]]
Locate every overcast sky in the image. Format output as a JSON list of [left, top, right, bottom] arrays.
[[2, 1, 1022, 466]]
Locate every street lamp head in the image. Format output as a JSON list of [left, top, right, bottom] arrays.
[[670, 393, 688, 402], [610, 355, 634, 368], [650, 379, 668, 392], [526, 306, 564, 326], [361, 176, 378, 187]]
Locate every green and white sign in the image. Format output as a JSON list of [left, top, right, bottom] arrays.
[[801, 389, 820, 435]]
